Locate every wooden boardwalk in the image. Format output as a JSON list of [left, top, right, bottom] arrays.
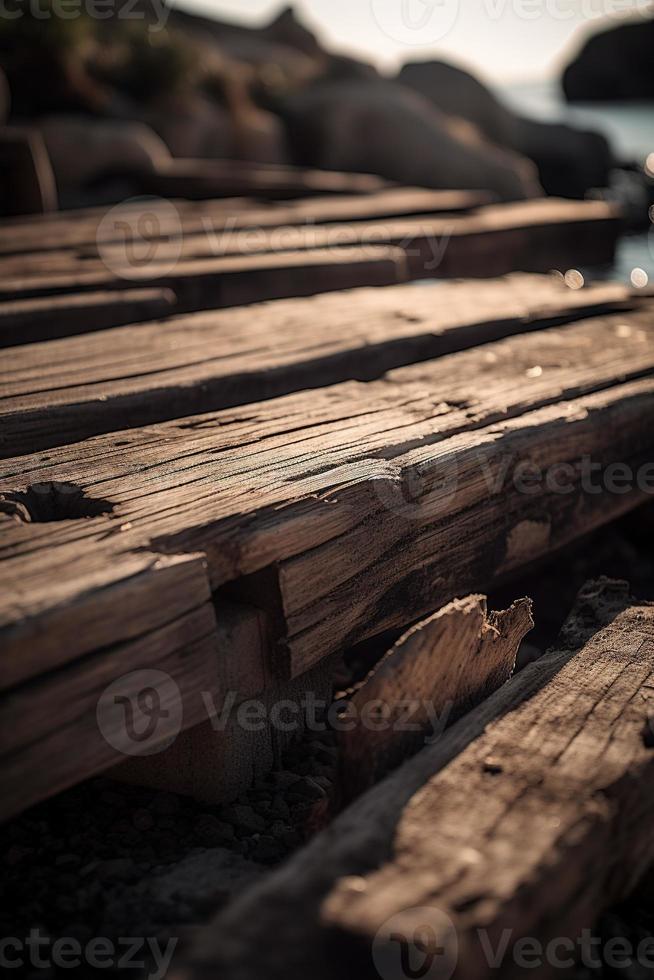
[[0, 191, 651, 822]]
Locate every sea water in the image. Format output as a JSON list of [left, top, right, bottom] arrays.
[[502, 79, 654, 284]]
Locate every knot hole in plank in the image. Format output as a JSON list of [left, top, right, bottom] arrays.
[[0, 482, 114, 523]]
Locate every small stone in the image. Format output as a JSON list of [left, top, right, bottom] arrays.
[[269, 796, 290, 820], [311, 775, 333, 792], [281, 829, 302, 849], [5, 845, 34, 866], [54, 853, 80, 868], [151, 792, 181, 816], [293, 777, 327, 801], [270, 771, 301, 790], [251, 836, 282, 863], [220, 805, 266, 835], [97, 857, 135, 880], [194, 815, 235, 846], [132, 809, 154, 831]]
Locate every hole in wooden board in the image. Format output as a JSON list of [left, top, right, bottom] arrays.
[[0, 482, 114, 522]]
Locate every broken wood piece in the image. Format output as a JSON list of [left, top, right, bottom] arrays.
[[339, 595, 533, 800], [2, 274, 643, 456], [176, 579, 654, 980]]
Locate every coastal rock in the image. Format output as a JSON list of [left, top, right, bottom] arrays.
[[563, 16, 654, 102], [36, 115, 170, 193], [283, 78, 541, 202], [400, 59, 613, 197]]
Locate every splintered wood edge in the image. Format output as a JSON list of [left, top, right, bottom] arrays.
[[339, 595, 534, 799]]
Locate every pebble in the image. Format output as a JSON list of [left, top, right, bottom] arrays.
[[132, 809, 154, 832], [220, 805, 266, 835], [193, 815, 235, 846]]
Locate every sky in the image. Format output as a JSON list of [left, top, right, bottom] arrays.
[[174, 0, 652, 83]]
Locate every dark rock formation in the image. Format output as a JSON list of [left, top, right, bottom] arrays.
[[400, 59, 614, 198], [282, 77, 541, 201], [563, 16, 654, 102]]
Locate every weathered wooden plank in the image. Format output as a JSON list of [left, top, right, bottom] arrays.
[[339, 595, 533, 800], [0, 287, 176, 347], [0, 595, 220, 821], [131, 198, 619, 272], [0, 188, 487, 258], [1, 275, 642, 457], [176, 580, 654, 980], [0, 199, 618, 291], [1, 310, 653, 687], [0, 549, 212, 691], [0, 245, 406, 312]]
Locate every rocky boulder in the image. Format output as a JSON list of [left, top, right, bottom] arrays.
[[399, 59, 614, 197], [563, 16, 654, 102], [35, 116, 170, 194], [283, 78, 541, 202]]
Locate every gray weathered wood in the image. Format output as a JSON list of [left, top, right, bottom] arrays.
[[175, 579, 654, 980], [1, 275, 641, 456]]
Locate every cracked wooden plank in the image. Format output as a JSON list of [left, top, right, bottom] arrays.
[[1, 275, 642, 457], [1, 309, 653, 686], [175, 579, 654, 980]]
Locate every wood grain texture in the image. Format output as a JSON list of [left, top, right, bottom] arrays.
[[0, 188, 488, 257], [1, 309, 653, 685], [0, 287, 177, 347], [1, 275, 642, 457], [176, 579, 654, 980], [0, 245, 406, 310], [339, 595, 533, 799]]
